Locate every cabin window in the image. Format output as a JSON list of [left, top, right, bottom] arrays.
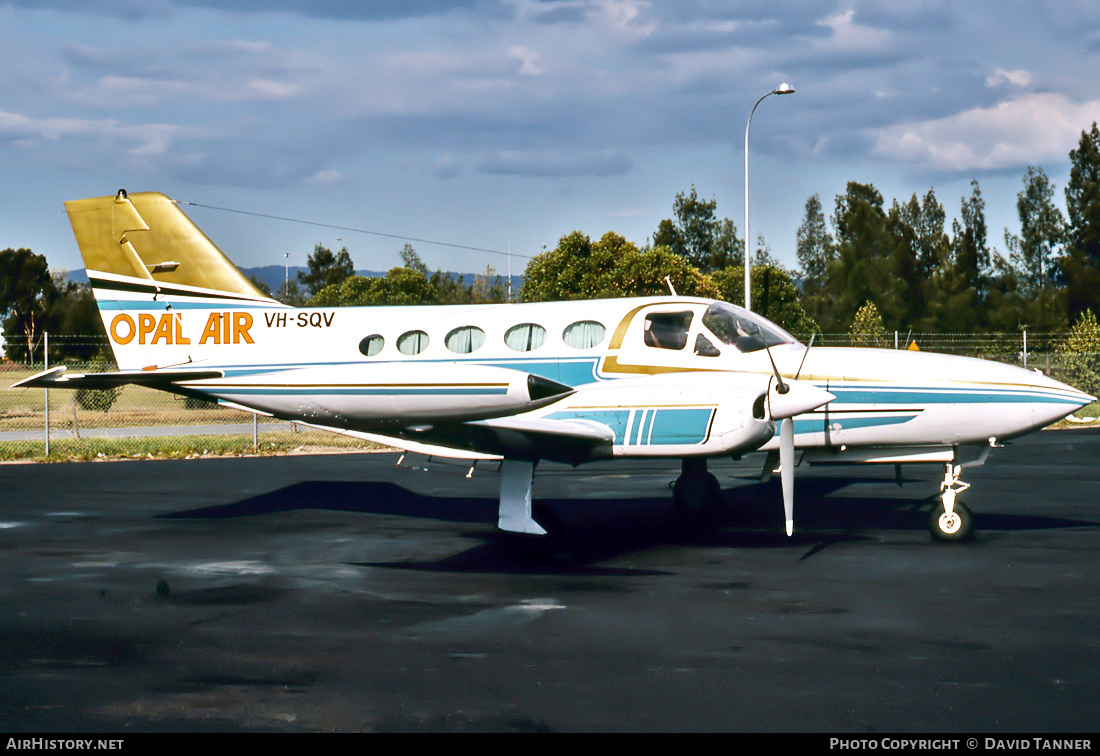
[[359, 335, 384, 357], [563, 320, 606, 349], [397, 330, 429, 355], [643, 311, 693, 350], [445, 325, 486, 354], [504, 323, 546, 352]]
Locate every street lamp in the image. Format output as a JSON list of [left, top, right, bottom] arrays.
[[744, 82, 795, 312]]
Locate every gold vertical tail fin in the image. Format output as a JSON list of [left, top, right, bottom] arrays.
[[64, 190, 269, 299]]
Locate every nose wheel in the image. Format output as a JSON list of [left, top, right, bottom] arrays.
[[929, 463, 974, 542]]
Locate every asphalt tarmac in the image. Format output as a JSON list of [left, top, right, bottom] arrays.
[[1, 428, 1098, 733]]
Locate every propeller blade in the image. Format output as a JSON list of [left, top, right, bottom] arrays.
[[795, 333, 815, 380], [780, 416, 794, 537]]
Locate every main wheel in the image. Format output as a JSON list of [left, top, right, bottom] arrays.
[[928, 500, 974, 542], [672, 471, 721, 514]]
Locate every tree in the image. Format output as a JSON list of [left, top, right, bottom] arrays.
[[46, 275, 108, 362], [76, 386, 122, 413], [309, 268, 436, 307], [1005, 167, 1066, 294], [298, 243, 355, 297], [275, 278, 307, 306], [796, 194, 834, 328], [653, 186, 742, 272], [1063, 123, 1100, 321], [308, 244, 509, 308], [470, 265, 506, 304], [886, 191, 948, 331], [849, 301, 889, 347], [796, 194, 833, 289], [1059, 309, 1100, 398], [1, 248, 54, 364], [953, 181, 991, 287], [820, 182, 898, 332], [520, 231, 718, 302], [925, 181, 992, 333], [399, 243, 429, 276], [248, 275, 273, 298]]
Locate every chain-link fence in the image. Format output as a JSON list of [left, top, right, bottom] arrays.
[[0, 335, 380, 461], [2, 332, 1097, 461], [804, 330, 1086, 376]]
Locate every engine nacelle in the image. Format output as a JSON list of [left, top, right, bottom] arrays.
[[192, 362, 572, 426]]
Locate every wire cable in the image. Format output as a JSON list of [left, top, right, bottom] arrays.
[[178, 200, 535, 260]]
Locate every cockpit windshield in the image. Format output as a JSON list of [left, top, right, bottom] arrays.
[[701, 301, 799, 353]]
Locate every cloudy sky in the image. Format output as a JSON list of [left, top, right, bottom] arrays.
[[2, 0, 1099, 280]]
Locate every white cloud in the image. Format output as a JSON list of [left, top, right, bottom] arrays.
[[304, 169, 345, 187], [816, 9, 893, 53], [871, 92, 1100, 171], [589, 0, 655, 40], [433, 155, 461, 179], [246, 78, 304, 100], [0, 110, 194, 153], [508, 46, 544, 76], [986, 68, 1033, 88]]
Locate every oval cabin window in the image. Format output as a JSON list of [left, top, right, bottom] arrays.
[[445, 325, 486, 354], [397, 330, 429, 355], [504, 323, 547, 352], [359, 335, 384, 357], [563, 320, 606, 349]]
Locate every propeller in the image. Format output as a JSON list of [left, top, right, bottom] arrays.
[[780, 414, 795, 537], [757, 329, 832, 537]]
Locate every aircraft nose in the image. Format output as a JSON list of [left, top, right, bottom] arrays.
[[1021, 370, 1095, 427]]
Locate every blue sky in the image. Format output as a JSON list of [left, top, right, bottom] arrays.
[[2, 0, 1099, 280]]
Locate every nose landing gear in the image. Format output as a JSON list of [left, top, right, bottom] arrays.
[[929, 463, 974, 542]]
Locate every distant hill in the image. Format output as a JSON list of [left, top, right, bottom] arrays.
[[241, 266, 384, 294]]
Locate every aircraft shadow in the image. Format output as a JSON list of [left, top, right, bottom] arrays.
[[161, 476, 1098, 572]]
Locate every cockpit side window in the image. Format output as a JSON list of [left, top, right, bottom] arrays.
[[694, 333, 720, 357], [701, 302, 798, 353], [643, 311, 693, 351]]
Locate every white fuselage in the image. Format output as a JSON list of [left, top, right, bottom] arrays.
[[94, 285, 1093, 463]]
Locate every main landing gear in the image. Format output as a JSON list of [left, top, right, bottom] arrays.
[[928, 463, 974, 542], [672, 458, 722, 518]]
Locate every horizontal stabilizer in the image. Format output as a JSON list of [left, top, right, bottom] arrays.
[[11, 366, 223, 390]]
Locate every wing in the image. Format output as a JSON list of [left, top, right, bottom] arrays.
[[323, 371, 831, 466], [314, 415, 617, 464]]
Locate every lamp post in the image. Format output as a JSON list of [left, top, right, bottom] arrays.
[[744, 82, 795, 312]]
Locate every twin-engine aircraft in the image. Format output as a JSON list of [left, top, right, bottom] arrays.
[[15, 191, 1094, 543]]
